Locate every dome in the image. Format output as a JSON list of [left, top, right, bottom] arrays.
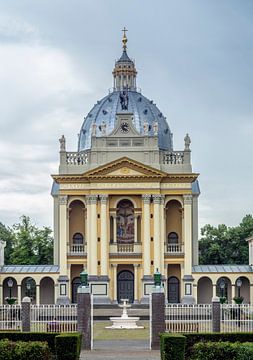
[[78, 30, 173, 152], [78, 90, 173, 151]]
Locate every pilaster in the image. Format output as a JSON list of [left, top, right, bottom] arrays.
[[86, 195, 98, 276], [160, 195, 165, 275], [183, 194, 192, 276]]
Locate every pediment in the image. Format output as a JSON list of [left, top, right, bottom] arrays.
[[83, 157, 167, 179]]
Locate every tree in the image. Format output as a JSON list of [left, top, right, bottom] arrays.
[[9, 216, 53, 265], [199, 215, 253, 265], [0, 222, 14, 264]]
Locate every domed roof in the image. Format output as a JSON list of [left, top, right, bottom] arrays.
[[78, 30, 173, 152], [78, 90, 173, 151]]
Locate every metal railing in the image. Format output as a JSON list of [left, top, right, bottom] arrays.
[[30, 304, 77, 332], [221, 304, 253, 332], [0, 305, 21, 331], [165, 304, 212, 333]]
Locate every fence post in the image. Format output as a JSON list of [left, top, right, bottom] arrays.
[[21, 297, 31, 332], [212, 296, 221, 333], [77, 287, 91, 350], [151, 291, 165, 350]]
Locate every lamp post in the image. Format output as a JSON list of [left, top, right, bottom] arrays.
[[236, 278, 243, 328], [7, 278, 13, 301], [219, 278, 226, 302], [26, 281, 31, 300]]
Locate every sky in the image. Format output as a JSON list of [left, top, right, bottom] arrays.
[[0, 0, 253, 232]]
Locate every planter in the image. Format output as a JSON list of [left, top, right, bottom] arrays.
[[5, 298, 17, 305], [233, 297, 244, 304], [219, 297, 227, 304]]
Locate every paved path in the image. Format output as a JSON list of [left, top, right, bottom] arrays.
[[80, 340, 160, 360]]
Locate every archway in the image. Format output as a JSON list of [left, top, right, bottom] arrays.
[[117, 270, 134, 303], [21, 277, 36, 304], [69, 200, 85, 253], [167, 276, 180, 303], [216, 277, 232, 302], [40, 277, 55, 304], [235, 276, 250, 303], [3, 277, 18, 304], [72, 277, 81, 303], [165, 200, 182, 252], [197, 277, 213, 304]]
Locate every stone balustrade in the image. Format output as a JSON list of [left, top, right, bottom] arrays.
[[68, 243, 86, 255], [166, 243, 184, 254]]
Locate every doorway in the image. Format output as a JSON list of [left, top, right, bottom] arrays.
[[168, 276, 180, 303], [117, 270, 134, 303]]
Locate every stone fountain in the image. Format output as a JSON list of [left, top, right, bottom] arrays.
[[106, 299, 144, 329]]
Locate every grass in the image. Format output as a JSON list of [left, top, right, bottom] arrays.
[[93, 320, 150, 340]]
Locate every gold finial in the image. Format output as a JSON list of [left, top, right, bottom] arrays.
[[122, 27, 128, 50]]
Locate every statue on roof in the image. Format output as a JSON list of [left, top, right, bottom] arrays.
[[59, 135, 66, 151], [153, 120, 158, 136], [184, 133, 191, 150], [120, 90, 129, 110], [91, 122, 97, 136]]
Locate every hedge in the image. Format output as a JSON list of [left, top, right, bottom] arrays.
[[160, 333, 253, 360], [55, 333, 81, 360], [160, 333, 185, 360], [0, 332, 82, 359], [0, 339, 51, 360], [191, 341, 253, 360]]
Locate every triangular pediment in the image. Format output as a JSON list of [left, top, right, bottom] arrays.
[[83, 157, 167, 179]]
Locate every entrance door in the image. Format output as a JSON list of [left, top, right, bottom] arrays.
[[117, 271, 134, 303], [168, 276, 180, 303], [72, 277, 81, 303]]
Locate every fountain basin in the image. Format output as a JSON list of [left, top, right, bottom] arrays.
[[105, 316, 144, 329]]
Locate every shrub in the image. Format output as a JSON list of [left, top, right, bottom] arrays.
[[55, 333, 82, 360], [160, 333, 186, 360], [0, 332, 59, 354], [183, 332, 253, 358], [0, 339, 51, 360], [191, 341, 253, 360]]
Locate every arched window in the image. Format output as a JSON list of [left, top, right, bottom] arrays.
[[73, 233, 84, 245], [168, 232, 179, 244]]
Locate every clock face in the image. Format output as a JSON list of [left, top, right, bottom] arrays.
[[120, 122, 129, 133]]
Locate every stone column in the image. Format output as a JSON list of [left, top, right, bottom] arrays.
[[87, 195, 98, 275], [100, 195, 108, 276], [134, 215, 138, 243], [134, 264, 139, 303], [151, 292, 165, 350], [86, 196, 91, 273], [36, 285, 40, 305], [142, 195, 151, 276], [112, 264, 117, 303], [250, 284, 253, 305], [0, 285, 2, 305], [160, 195, 165, 275], [213, 284, 217, 298], [231, 284, 236, 302], [183, 195, 193, 275], [212, 296, 221, 333], [113, 215, 117, 243], [59, 195, 68, 275], [153, 195, 161, 272]]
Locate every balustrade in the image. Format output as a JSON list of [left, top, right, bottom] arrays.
[[166, 243, 184, 254], [68, 244, 86, 255], [163, 151, 184, 164], [66, 151, 89, 165]]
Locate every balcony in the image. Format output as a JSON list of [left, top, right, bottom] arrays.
[[109, 242, 142, 255], [68, 244, 86, 256], [165, 243, 184, 255]]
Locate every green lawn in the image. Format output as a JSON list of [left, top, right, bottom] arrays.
[[93, 320, 150, 340]]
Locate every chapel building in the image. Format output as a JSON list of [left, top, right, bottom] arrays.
[[0, 31, 253, 305]]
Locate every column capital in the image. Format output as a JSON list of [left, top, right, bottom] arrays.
[[153, 194, 162, 204], [142, 194, 151, 204], [183, 194, 192, 205], [59, 195, 68, 205], [86, 195, 98, 204], [100, 194, 108, 204], [111, 263, 117, 268], [133, 263, 140, 268]]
